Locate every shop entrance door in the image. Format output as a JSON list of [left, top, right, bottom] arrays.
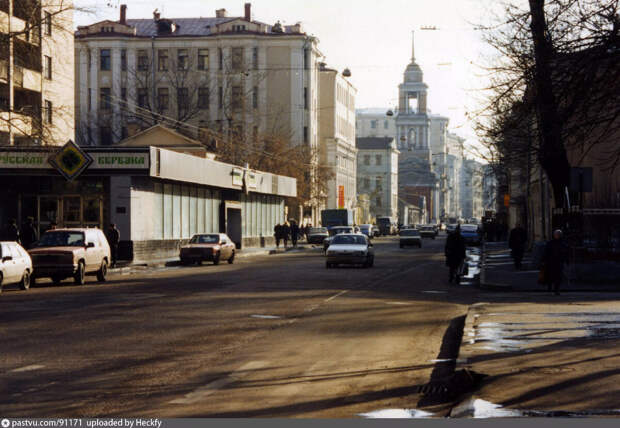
[[39, 196, 59, 236]]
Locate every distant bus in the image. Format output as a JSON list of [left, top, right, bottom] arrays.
[[376, 216, 396, 236]]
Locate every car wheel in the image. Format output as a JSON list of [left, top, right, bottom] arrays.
[[213, 252, 221, 265], [19, 270, 31, 290], [74, 261, 85, 285], [96, 260, 108, 282], [228, 251, 235, 264], [52, 275, 63, 286]]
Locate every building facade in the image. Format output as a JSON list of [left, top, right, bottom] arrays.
[[1, 0, 75, 146], [74, 4, 321, 150], [319, 66, 357, 211], [461, 158, 484, 221], [355, 108, 396, 139], [356, 137, 399, 221]]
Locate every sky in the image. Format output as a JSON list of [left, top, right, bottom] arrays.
[[74, 0, 498, 155]]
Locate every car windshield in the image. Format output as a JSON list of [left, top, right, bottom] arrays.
[[329, 227, 353, 236], [331, 235, 367, 245], [36, 231, 85, 247], [310, 228, 327, 234], [190, 234, 220, 244], [401, 230, 420, 236], [461, 225, 478, 232]]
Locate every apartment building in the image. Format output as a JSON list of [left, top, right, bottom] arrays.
[[0, 0, 75, 146], [319, 66, 357, 211], [74, 4, 322, 149], [356, 137, 399, 220]]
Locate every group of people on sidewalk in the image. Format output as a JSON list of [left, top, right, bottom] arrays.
[[508, 224, 569, 295], [273, 221, 312, 249]]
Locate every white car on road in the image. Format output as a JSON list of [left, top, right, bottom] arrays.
[[1, 241, 33, 293], [326, 234, 374, 269]]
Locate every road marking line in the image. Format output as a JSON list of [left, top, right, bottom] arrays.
[[324, 290, 348, 302], [169, 361, 267, 404], [11, 364, 45, 373]]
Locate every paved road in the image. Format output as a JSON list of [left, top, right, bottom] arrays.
[[1, 235, 478, 417]]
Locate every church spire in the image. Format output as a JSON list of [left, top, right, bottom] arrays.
[[411, 30, 415, 61]]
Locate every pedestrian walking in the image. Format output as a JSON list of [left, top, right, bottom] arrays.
[[274, 223, 282, 248], [21, 217, 38, 249], [106, 223, 121, 268], [282, 221, 291, 248], [445, 225, 466, 284], [541, 229, 569, 295], [291, 221, 300, 247], [508, 223, 527, 269], [1, 218, 20, 243]]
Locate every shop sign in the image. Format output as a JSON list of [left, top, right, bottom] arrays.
[[232, 168, 243, 186], [247, 171, 257, 189], [0, 152, 48, 168], [90, 153, 149, 169], [48, 140, 93, 181], [338, 185, 345, 209]]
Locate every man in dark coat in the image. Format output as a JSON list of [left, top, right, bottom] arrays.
[[21, 217, 38, 249], [106, 223, 121, 267], [508, 223, 527, 269], [542, 229, 568, 295], [1, 219, 20, 243], [445, 225, 467, 284], [290, 221, 300, 247], [282, 222, 291, 248], [274, 223, 282, 248]]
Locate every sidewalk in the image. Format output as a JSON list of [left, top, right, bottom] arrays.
[[109, 243, 317, 274], [481, 241, 619, 292], [453, 298, 620, 416]]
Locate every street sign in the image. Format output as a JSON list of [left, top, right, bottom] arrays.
[[48, 140, 93, 181]]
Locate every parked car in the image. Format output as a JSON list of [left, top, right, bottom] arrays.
[[461, 224, 482, 246], [359, 224, 374, 238], [419, 225, 436, 239], [372, 225, 380, 238], [446, 224, 458, 234], [326, 234, 374, 268], [0, 241, 33, 292], [179, 233, 235, 265], [323, 226, 355, 252], [307, 227, 329, 245], [399, 229, 422, 248], [29, 228, 110, 285]]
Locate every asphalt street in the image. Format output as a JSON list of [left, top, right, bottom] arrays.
[[0, 235, 479, 417]]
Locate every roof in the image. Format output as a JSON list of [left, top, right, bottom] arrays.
[[356, 137, 395, 150]]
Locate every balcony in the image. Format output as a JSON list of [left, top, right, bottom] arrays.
[[13, 64, 41, 91], [0, 110, 34, 136], [0, 58, 7, 82]]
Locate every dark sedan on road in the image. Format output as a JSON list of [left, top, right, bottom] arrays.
[[307, 227, 329, 245], [399, 229, 422, 248], [179, 234, 236, 265], [419, 225, 436, 239], [326, 234, 374, 269]]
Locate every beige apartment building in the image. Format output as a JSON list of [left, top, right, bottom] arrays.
[[318, 66, 357, 211], [74, 4, 322, 151], [0, 0, 75, 146]]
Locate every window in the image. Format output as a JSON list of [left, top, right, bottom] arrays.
[[363, 155, 370, 165], [375, 176, 382, 191], [253, 86, 258, 109], [121, 49, 126, 71], [232, 47, 243, 71], [252, 47, 258, 70], [303, 126, 308, 144], [384, 120, 389, 129], [375, 155, 382, 165], [303, 87, 308, 110], [198, 87, 209, 109], [158, 49, 168, 71], [137, 88, 148, 107], [88, 89, 92, 112], [44, 12, 52, 36], [177, 49, 188, 70], [121, 87, 127, 101], [252, 126, 258, 143], [100, 126, 112, 145], [232, 24, 246, 32], [304, 48, 310, 70], [100, 49, 111, 71], [177, 87, 189, 112], [363, 177, 370, 189], [218, 86, 223, 108], [157, 87, 169, 110], [370, 120, 377, 129], [137, 50, 148, 71], [218, 48, 223, 70], [197, 49, 209, 70], [231, 85, 243, 110], [99, 88, 111, 110], [43, 100, 52, 124], [375, 196, 382, 207], [43, 55, 52, 79]]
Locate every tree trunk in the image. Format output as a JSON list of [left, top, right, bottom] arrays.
[[528, 0, 571, 207]]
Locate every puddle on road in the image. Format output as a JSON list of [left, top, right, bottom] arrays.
[[250, 314, 282, 319], [451, 398, 620, 418], [359, 408, 434, 418]]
